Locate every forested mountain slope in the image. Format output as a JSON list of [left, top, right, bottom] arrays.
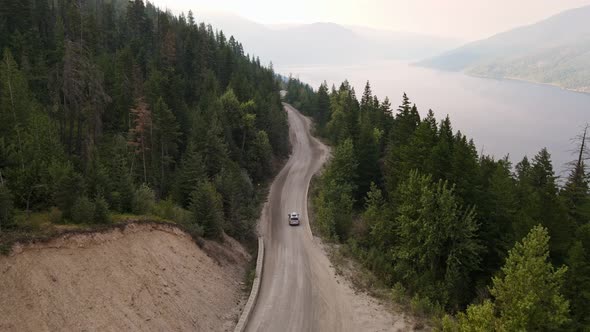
[[419, 5, 590, 92], [286, 78, 590, 330], [0, 0, 288, 242]]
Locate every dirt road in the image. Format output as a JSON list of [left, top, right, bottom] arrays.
[[246, 104, 411, 332]]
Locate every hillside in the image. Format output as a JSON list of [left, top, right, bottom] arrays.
[[419, 5, 590, 92], [0, 223, 250, 331], [197, 11, 461, 65], [0, 0, 288, 244]]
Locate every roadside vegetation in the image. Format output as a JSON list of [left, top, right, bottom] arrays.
[[286, 77, 589, 330], [0, 0, 288, 252]]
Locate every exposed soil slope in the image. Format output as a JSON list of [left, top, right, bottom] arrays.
[[0, 223, 250, 332]]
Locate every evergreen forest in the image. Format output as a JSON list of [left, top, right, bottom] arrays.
[[0, 0, 289, 243], [286, 78, 590, 330]]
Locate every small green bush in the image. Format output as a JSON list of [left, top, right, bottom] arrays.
[[54, 171, 85, 218], [132, 184, 155, 215], [246, 267, 256, 289], [184, 222, 204, 239], [170, 206, 192, 225], [152, 198, 175, 219], [189, 181, 224, 239], [391, 282, 407, 304], [93, 195, 110, 224], [441, 314, 459, 332], [152, 198, 193, 224], [48, 207, 63, 223], [71, 196, 95, 224], [14, 213, 43, 232], [0, 243, 11, 255], [0, 183, 14, 230], [410, 294, 444, 318], [109, 191, 122, 212]]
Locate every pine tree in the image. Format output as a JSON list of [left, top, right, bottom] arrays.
[[449, 226, 570, 331], [326, 81, 359, 144], [93, 195, 110, 224], [201, 116, 229, 177], [315, 139, 357, 240], [390, 93, 420, 147], [403, 112, 438, 175], [512, 156, 537, 240], [561, 125, 590, 227], [429, 115, 454, 181], [491, 225, 570, 330], [360, 81, 373, 115], [54, 170, 85, 219], [0, 182, 14, 231], [355, 121, 382, 201], [245, 130, 272, 183], [0, 49, 30, 172], [214, 162, 255, 240], [450, 132, 479, 204], [128, 97, 152, 183], [189, 180, 224, 239], [153, 97, 180, 194], [479, 159, 518, 273], [174, 144, 206, 208], [564, 235, 590, 329], [393, 171, 482, 308], [530, 148, 571, 262], [316, 82, 331, 129]]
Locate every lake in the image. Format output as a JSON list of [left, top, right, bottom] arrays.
[[277, 60, 590, 178]]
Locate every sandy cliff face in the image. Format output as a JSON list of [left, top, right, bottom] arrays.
[[0, 223, 250, 332]]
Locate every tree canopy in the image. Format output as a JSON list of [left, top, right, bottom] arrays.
[[0, 0, 288, 242], [287, 78, 589, 328]]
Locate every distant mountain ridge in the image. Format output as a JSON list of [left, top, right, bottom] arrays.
[[195, 11, 462, 66], [418, 5, 590, 93]]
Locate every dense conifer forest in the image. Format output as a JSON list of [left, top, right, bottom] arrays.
[[286, 78, 590, 330], [0, 0, 288, 242]]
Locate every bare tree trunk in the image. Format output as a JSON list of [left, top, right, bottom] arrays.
[[576, 125, 588, 172], [5, 60, 25, 171], [0, 170, 3, 233], [161, 142, 165, 195], [150, 117, 154, 182], [26, 189, 32, 218], [129, 154, 135, 175], [76, 110, 83, 156], [79, 0, 83, 44], [68, 106, 74, 154], [141, 135, 147, 183]]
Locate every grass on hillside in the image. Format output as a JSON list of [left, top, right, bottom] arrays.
[[0, 209, 178, 255]]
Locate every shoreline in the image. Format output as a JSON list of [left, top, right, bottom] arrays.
[[467, 72, 590, 95]]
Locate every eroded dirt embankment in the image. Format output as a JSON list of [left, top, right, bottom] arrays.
[[0, 223, 250, 332]]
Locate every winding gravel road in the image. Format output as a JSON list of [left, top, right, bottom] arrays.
[[245, 103, 355, 331]]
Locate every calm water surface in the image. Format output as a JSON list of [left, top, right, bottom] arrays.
[[278, 61, 590, 177]]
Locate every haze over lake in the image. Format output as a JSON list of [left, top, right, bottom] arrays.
[[278, 61, 590, 177]]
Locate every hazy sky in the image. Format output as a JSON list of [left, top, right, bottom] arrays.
[[152, 0, 590, 40]]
